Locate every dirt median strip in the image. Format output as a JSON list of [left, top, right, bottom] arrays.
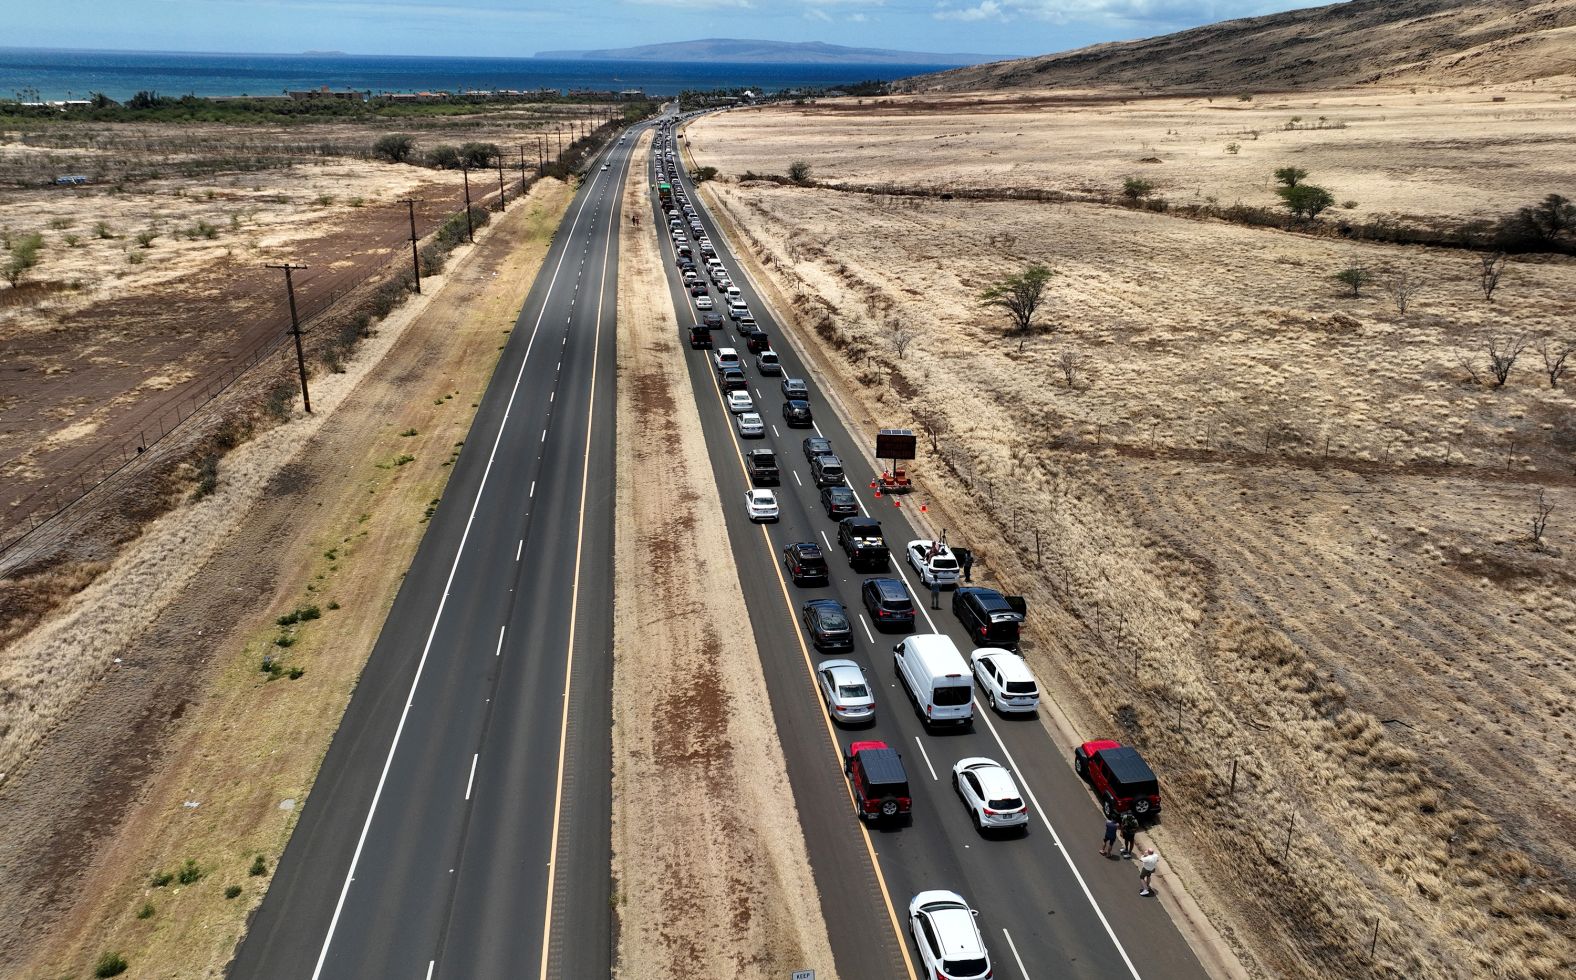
[[0, 176, 573, 977], [610, 129, 839, 980]]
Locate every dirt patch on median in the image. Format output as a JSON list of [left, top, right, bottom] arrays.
[[610, 130, 838, 980]]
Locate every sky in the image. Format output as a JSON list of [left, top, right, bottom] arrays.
[[7, 1, 1318, 60]]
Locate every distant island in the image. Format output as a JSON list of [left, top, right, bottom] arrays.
[[535, 38, 996, 67], [300, 50, 348, 56]]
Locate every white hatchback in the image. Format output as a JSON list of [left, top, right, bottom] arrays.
[[951, 757, 1029, 832], [909, 891, 991, 980]]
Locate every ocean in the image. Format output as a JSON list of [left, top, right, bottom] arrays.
[[0, 48, 934, 102]]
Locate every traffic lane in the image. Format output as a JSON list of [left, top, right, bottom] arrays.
[[437, 139, 632, 978], [232, 152, 623, 980], [668, 162, 1205, 978], [319, 156, 625, 978], [657, 196, 912, 980]]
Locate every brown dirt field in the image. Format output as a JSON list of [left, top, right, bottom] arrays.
[[0, 107, 609, 549], [609, 130, 838, 980], [0, 175, 572, 978], [686, 97, 1576, 980]]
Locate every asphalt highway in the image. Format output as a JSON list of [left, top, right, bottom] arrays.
[[230, 128, 638, 980], [655, 117, 1214, 980]]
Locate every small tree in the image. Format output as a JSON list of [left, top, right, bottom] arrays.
[[1383, 270, 1424, 314], [1538, 336, 1574, 387], [1278, 183, 1335, 220], [1224, 142, 1241, 155], [981, 263, 1055, 353], [1333, 259, 1370, 297], [787, 160, 813, 185], [372, 133, 416, 164], [1057, 348, 1083, 388], [459, 142, 500, 168], [1479, 251, 1507, 301], [1487, 335, 1529, 387], [886, 318, 917, 358], [1496, 193, 1576, 250], [691, 165, 718, 183], [1529, 488, 1553, 552], [1121, 177, 1155, 200], [1274, 166, 1308, 187]]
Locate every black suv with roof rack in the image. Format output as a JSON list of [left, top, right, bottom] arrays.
[[951, 587, 1028, 649]]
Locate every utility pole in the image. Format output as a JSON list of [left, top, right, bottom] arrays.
[[518, 143, 527, 189], [536, 135, 545, 175], [267, 262, 312, 414], [496, 154, 506, 211], [399, 198, 422, 294], [555, 124, 563, 160], [461, 165, 474, 242]]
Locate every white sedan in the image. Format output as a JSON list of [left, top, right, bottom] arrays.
[[725, 389, 754, 414], [736, 412, 765, 438], [744, 489, 779, 522], [816, 659, 875, 724], [909, 891, 992, 980], [970, 648, 1040, 715], [907, 540, 960, 588], [695, 296, 714, 310], [952, 757, 1029, 833]]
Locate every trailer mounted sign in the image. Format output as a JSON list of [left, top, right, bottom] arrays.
[[876, 428, 917, 461]]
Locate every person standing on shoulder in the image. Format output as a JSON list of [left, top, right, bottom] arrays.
[[929, 578, 941, 610], [960, 547, 974, 583], [1119, 812, 1139, 858], [1138, 848, 1160, 896], [1099, 816, 1119, 857]]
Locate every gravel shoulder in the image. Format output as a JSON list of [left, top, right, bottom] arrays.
[[610, 129, 839, 980]]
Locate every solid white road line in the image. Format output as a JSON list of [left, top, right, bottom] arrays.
[[792, 470, 803, 487], [495, 625, 506, 658], [426, 960, 435, 980], [516, 539, 523, 561], [859, 613, 875, 644], [308, 124, 609, 980], [820, 530, 832, 551], [529, 481, 536, 498], [913, 736, 938, 782], [465, 754, 478, 801]]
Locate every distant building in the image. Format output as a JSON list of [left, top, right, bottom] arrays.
[[618, 88, 646, 100], [287, 85, 366, 102]]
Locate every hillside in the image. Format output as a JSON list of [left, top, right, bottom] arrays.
[[895, 0, 1576, 93], [535, 38, 993, 67]]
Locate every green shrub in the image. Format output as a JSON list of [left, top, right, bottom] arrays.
[[135, 902, 155, 919], [94, 221, 115, 239], [787, 160, 812, 185], [372, 133, 416, 163], [276, 611, 299, 626], [298, 605, 321, 621], [63, 233, 82, 247], [1277, 183, 1335, 220], [327, 600, 341, 610], [224, 884, 242, 899], [189, 454, 219, 501], [94, 952, 128, 977], [135, 229, 157, 248], [288, 666, 306, 680], [1121, 177, 1154, 200], [249, 855, 268, 876], [176, 859, 204, 884], [273, 633, 296, 648], [150, 870, 174, 887], [3, 231, 44, 286]]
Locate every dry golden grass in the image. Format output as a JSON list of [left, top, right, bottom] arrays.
[[0, 177, 572, 977], [610, 131, 837, 979], [687, 95, 1576, 979]]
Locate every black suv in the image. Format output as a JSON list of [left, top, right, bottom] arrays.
[[701, 312, 724, 329], [861, 577, 915, 631], [746, 449, 779, 486], [783, 400, 814, 428], [846, 741, 911, 823], [838, 517, 889, 569], [782, 542, 829, 586], [809, 453, 845, 487], [821, 485, 859, 518], [951, 587, 1028, 649], [802, 436, 833, 464]]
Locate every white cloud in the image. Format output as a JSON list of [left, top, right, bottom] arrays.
[[805, 7, 833, 18], [848, 11, 868, 20], [935, 0, 1004, 21]]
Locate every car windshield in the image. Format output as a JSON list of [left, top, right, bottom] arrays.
[[1004, 681, 1037, 696], [933, 685, 971, 706], [944, 957, 988, 976], [838, 683, 870, 699]]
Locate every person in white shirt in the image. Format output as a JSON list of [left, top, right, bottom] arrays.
[[1138, 848, 1160, 897]]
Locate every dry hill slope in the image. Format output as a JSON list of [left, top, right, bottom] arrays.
[[897, 0, 1576, 93]]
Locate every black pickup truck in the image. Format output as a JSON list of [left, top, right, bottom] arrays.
[[837, 517, 889, 569], [746, 449, 780, 486]]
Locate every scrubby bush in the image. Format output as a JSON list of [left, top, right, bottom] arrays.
[[787, 160, 813, 185], [460, 142, 500, 168], [1495, 193, 1576, 251], [372, 133, 416, 163], [1121, 177, 1154, 200], [2, 231, 44, 286], [224, 884, 242, 899], [1278, 183, 1334, 220], [1274, 166, 1308, 187], [249, 855, 268, 876], [691, 165, 718, 182], [176, 859, 204, 884], [429, 144, 463, 169], [94, 952, 128, 977]]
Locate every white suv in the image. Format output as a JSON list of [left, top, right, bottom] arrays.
[[951, 757, 1029, 832], [970, 648, 1039, 714], [909, 891, 991, 980]]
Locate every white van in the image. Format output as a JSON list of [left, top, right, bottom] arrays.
[[893, 634, 973, 729], [725, 285, 742, 302]]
